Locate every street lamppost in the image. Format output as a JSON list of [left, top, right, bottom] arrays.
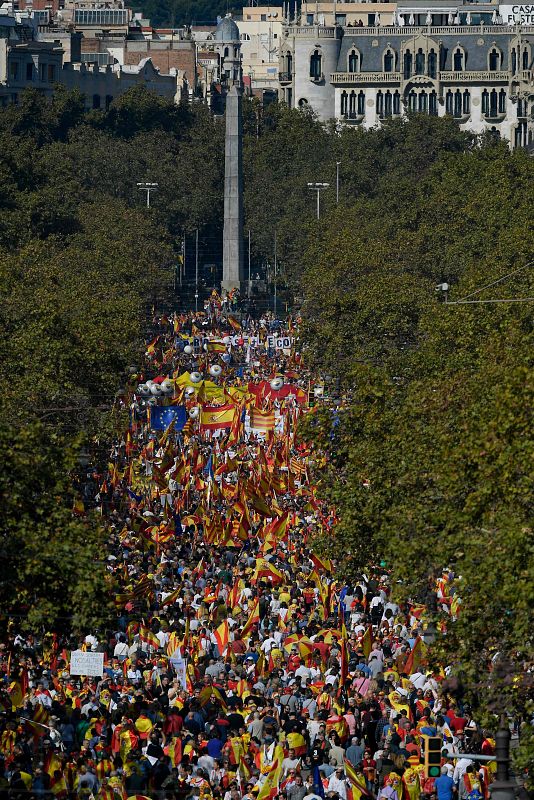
[[137, 182, 159, 209], [336, 161, 341, 204], [307, 182, 330, 220]]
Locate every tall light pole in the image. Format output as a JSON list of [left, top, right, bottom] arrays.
[[307, 182, 330, 220], [195, 228, 199, 314], [248, 229, 252, 299], [336, 161, 341, 204], [137, 182, 159, 209]]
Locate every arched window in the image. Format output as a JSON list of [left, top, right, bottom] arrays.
[[499, 89, 506, 114], [286, 52, 293, 76], [348, 49, 359, 73], [357, 90, 365, 115], [349, 91, 356, 117], [393, 91, 401, 115], [482, 89, 489, 115], [453, 48, 464, 71], [310, 49, 322, 79], [454, 89, 462, 117], [415, 48, 425, 74], [383, 49, 394, 73], [224, 46, 229, 58], [511, 48, 517, 74], [429, 90, 437, 115], [445, 90, 453, 115], [523, 47, 530, 69], [419, 90, 427, 113], [428, 49, 437, 78], [377, 90, 384, 118], [488, 47, 501, 71], [298, 97, 308, 107], [403, 50, 412, 79], [234, 47, 239, 58], [463, 90, 470, 115], [341, 91, 348, 116], [384, 90, 392, 117], [408, 90, 417, 112]]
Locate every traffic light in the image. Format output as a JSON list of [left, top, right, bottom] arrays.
[[421, 734, 442, 778]]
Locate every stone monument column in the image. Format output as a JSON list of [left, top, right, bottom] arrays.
[[221, 84, 245, 293]]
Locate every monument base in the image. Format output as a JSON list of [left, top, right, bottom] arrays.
[[221, 279, 243, 294]]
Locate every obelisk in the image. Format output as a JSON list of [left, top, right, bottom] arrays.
[[221, 85, 245, 292]]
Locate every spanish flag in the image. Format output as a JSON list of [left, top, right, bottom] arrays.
[[250, 407, 275, 431], [344, 758, 372, 798], [228, 315, 241, 331], [361, 625, 373, 659], [200, 404, 236, 431], [165, 737, 182, 767], [310, 553, 333, 573], [241, 598, 260, 638], [286, 732, 307, 756], [207, 341, 227, 353], [139, 627, 160, 650], [214, 620, 230, 656], [404, 636, 424, 674]]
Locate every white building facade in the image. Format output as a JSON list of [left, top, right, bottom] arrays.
[[279, 7, 534, 147]]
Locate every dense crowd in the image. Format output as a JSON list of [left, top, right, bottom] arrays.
[[0, 296, 496, 800]]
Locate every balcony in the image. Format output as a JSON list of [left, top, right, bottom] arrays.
[[286, 25, 338, 37], [331, 71, 401, 84], [343, 24, 534, 35], [440, 70, 509, 82]]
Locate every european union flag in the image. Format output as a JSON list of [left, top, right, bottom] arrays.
[[149, 406, 187, 431]]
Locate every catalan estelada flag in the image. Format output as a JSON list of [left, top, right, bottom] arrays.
[[250, 407, 275, 431], [200, 404, 236, 431]]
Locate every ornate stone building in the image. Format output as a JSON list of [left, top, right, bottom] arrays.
[[279, 9, 534, 147]]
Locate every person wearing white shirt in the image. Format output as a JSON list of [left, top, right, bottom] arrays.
[[295, 664, 312, 685], [327, 768, 347, 799], [453, 758, 474, 797]]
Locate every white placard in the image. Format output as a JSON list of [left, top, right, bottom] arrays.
[[499, 4, 534, 23], [70, 651, 105, 677], [169, 651, 187, 690]]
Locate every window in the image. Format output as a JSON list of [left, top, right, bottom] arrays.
[[408, 90, 417, 112], [490, 89, 498, 117], [393, 91, 401, 115], [348, 49, 359, 73], [306, 14, 314, 25], [10, 61, 19, 79], [463, 90, 470, 115], [26, 62, 33, 80], [523, 48, 530, 70], [419, 90, 427, 113], [429, 90, 437, 116], [499, 89, 506, 114], [377, 90, 384, 118], [384, 49, 394, 73], [335, 14, 346, 26], [47, 64, 55, 82], [454, 89, 462, 117], [446, 90, 453, 115], [453, 48, 464, 71], [224, 47, 229, 58], [511, 48, 517, 74], [428, 49, 437, 78], [105, 94, 113, 110], [298, 97, 308, 107], [341, 91, 348, 116], [261, 14, 266, 21], [482, 89, 489, 115], [40, 63, 46, 81], [384, 90, 392, 117], [349, 91, 356, 117], [403, 50, 412, 79], [489, 48, 500, 71], [310, 49, 322, 79], [415, 48, 425, 75], [93, 94, 101, 109], [358, 90, 365, 115]]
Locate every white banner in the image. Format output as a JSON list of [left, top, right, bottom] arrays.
[[69, 651, 104, 677], [499, 4, 534, 23], [169, 652, 187, 690]]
